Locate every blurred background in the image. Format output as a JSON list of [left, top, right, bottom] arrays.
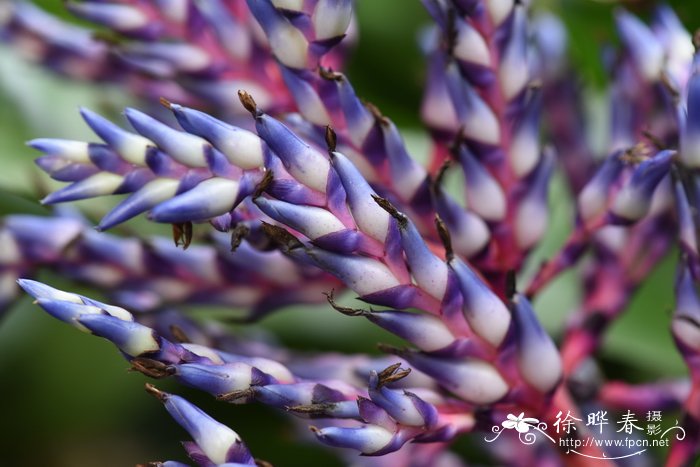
[[0, 0, 699, 465]]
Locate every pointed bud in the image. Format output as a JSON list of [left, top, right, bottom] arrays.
[[381, 121, 428, 202], [397, 350, 509, 404], [681, 72, 700, 167], [330, 151, 390, 242], [254, 197, 346, 240], [450, 259, 511, 347], [28, 139, 90, 163], [125, 108, 209, 168], [246, 0, 309, 69], [432, 186, 490, 257], [512, 294, 562, 393], [445, 63, 500, 145], [508, 89, 541, 178], [80, 108, 152, 165], [610, 150, 673, 222], [98, 178, 180, 230], [312, 0, 353, 41], [149, 177, 240, 223], [453, 20, 490, 66], [253, 112, 330, 193], [279, 67, 331, 126], [312, 425, 396, 455], [77, 314, 160, 357], [673, 263, 700, 353], [486, 0, 514, 27], [174, 362, 273, 396], [615, 9, 664, 81], [41, 172, 124, 204], [674, 178, 698, 257], [217, 354, 295, 384], [577, 151, 624, 223], [421, 54, 460, 134], [368, 371, 438, 427], [33, 299, 103, 332], [332, 74, 376, 148], [169, 104, 264, 170], [148, 387, 252, 465], [396, 216, 448, 301], [307, 249, 400, 297], [455, 146, 506, 221], [271, 0, 304, 11], [514, 149, 553, 249], [17, 279, 83, 303], [499, 5, 528, 100], [653, 5, 693, 86], [365, 309, 456, 352]]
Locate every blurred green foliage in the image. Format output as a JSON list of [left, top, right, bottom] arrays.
[[0, 1, 699, 466]]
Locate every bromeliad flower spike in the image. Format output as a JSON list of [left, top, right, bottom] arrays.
[[3, 0, 700, 465]]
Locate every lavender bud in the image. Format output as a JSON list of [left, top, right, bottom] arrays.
[[368, 370, 438, 427], [174, 362, 273, 396], [77, 314, 160, 357], [615, 9, 665, 82], [672, 263, 700, 352], [279, 67, 331, 126], [512, 293, 562, 393], [246, 0, 309, 69], [79, 109, 155, 167], [168, 103, 265, 169], [610, 150, 674, 223], [251, 107, 330, 193], [17, 278, 86, 305], [307, 249, 400, 296], [449, 259, 511, 347], [674, 178, 698, 257], [499, 5, 528, 100], [681, 72, 700, 167], [381, 121, 429, 202], [253, 382, 348, 408], [432, 186, 490, 258], [653, 5, 694, 86], [445, 63, 500, 145], [124, 108, 210, 168], [394, 214, 448, 301], [487, 0, 514, 27], [455, 146, 506, 221], [514, 148, 553, 249], [330, 151, 390, 242], [508, 89, 541, 178], [453, 20, 490, 67], [27, 139, 90, 163], [34, 298, 120, 333], [577, 151, 625, 223], [147, 386, 253, 465], [254, 197, 347, 241], [397, 350, 508, 404], [41, 172, 125, 205], [359, 309, 456, 352], [149, 177, 241, 223], [312, 425, 396, 455], [312, 0, 353, 41], [98, 179, 180, 230]]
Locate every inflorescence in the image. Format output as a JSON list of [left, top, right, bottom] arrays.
[[2, 0, 700, 465]]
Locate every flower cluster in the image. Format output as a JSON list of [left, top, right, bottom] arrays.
[[2, 0, 700, 465]]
